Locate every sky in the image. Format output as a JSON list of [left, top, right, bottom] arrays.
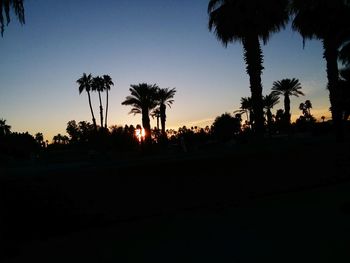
[[0, 0, 331, 140]]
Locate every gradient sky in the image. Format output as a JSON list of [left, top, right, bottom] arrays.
[[0, 0, 330, 140]]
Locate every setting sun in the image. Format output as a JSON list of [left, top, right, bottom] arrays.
[[135, 128, 146, 142]]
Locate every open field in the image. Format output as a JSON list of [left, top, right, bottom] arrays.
[[1, 136, 350, 262]]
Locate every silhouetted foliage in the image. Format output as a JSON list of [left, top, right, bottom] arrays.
[[66, 120, 95, 144], [0, 118, 11, 136], [1, 131, 39, 160], [109, 124, 139, 151], [212, 113, 241, 142], [34, 132, 44, 148]]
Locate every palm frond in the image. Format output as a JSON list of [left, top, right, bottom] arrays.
[[0, 0, 25, 36]]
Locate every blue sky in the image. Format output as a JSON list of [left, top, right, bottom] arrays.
[[0, 0, 330, 140]]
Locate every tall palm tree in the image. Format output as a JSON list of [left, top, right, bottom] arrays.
[[156, 87, 176, 136], [121, 83, 159, 142], [208, 0, 289, 135], [291, 0, 350, 140], [102, 74, 114, 129], [77, 73, 97, 131], [0, 118, 11, 136], [271, 78, 304, 124], [0, 0, 25, 36], [263, 93, 279, 127], [92, 76, 105, 128]]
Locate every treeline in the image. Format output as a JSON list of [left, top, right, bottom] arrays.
[[1, 112, 337, 163]]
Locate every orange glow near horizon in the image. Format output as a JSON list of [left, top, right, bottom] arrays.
[[135, 128, 146, 142]]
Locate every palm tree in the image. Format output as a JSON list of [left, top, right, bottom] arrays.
[[151, 107, 161, 130], [77, 73, 97, 131], [291, 0, 350, 140], [156, 87, 176, 136], [0, 0, 25, 36], [92, 76, 105, 128], [235, 97, 253, 126], [271, 78, 304, 124], [208, 0, 289, 135], [121, 83, 159, 142], [102, 75, 114, 129], [0, 118, 11, 136], [263, 93, 279, 127]]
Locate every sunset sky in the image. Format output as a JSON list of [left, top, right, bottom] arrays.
[[0, 0, 331, 140]]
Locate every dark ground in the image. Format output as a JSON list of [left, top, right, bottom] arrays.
[[1, 135, 350, 262]]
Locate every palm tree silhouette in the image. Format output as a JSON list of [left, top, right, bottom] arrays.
[[0, 0, 25, 36], [291, 0, 350, 140], [0, 118, 11, 136], [77, 73, 97, 131], [263, 93, 280, 128], [121, 83, 159, 142], [272, 78, 304, 125], [92, 76, 105, 129], [208, 0, 289, 135], [156, 87, 176, 137], [236, 97, 253, 126], [102, 75, 114, 129], [151, 107, 161, 130]]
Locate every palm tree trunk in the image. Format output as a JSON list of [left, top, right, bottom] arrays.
[[105, 89, 109, 129], [160, 104, 166, 136], [284, 95, 291, 124], [242, 34, 265, 136], [323, 39, 343, 141], [142, 109, 152, 143], [267, 109, 273, 128], [87, 91, 97, 131], [98, 91, 104, 129], [245, 110, 249, 125]]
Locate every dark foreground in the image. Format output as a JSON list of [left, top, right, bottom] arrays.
[[1, 136, 350, 262]]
